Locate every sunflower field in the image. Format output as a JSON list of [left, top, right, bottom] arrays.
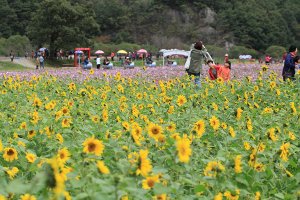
[[0, 66, 299, 200]]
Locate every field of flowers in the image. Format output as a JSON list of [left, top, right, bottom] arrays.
[[0, 64, 299, 200]]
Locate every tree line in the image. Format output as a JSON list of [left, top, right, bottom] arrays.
[[0, 0, 299, 58]]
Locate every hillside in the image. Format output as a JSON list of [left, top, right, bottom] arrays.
[[0, 0, 299, 51]]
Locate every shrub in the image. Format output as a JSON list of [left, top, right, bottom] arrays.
[[229, 45, 259, 59], [265, 45, 286, 58]]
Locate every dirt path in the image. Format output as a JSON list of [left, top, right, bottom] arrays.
[[0, 57, 36, 68]]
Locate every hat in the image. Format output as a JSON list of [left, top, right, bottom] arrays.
[[225, 54, 228, 57]]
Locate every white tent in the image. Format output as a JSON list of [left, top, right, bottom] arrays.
[[160, 49, 190, 66]]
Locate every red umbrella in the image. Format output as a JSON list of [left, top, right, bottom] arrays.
[[95, 50, 104, 54], [137, 49, 147, 54]]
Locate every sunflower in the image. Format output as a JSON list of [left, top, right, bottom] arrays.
[[27, 130, 36, 139], [269, 81, 276, 89], [83, 136, 104, 156], [234, 155, 242, 173], [20, 194, 36, 200], [33, 97, 42, 107], [136, 149, 152, 177], [0, 139, 3, 152], [102, 109, 108, 122], [136, 92, 143, 100], [236, 108, 243, 120], [216, 77, 224, 83], [142, 175, 160, 190], [193, 120, 205, 137], [209, 116, 220, 131], [56, 133, 64, 144], [89, 69, 94, 75], [20, 122, 27, 130], [57, 148, 71, 163], [147, 123, 163, 140], [166, 122, 176, 132], [122, 121, 130, 130], [97, 160, 110, 174], [91, 115, 100, 123], [176, 137, 192, 163], [253, 163, 265, 172], [214, 193, 223, 200], [177, 95, 187, 106], [153, 194, 167, 200], [204, 161, 225, 177], [131, 126, 143, 146], [26, 153, 37, 163], [228, 126, 236, 138], [61, 107, 70, 115], [3, 147, 18, 162], [68, 82, 76, 91], [61, 118, 71, 128], [6, 167, 19, 179]]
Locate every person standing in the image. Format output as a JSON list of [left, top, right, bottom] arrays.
[[36, 56, 39, 69], [39, 55, 45, 69], [282, 45, 298, 81], [10, 51, 14, 62], [224, 53, 229, 63], [111, 52, 115, 61], [96, 55, 101, 69], [265, 55, 272, 65], [185, 41, 211, 87]]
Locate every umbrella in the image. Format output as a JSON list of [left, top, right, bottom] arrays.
[[95, 50, 104, 54], [137, 49, 147, 54], [117, 50, 127, 54], [39, 47, 46, 52]]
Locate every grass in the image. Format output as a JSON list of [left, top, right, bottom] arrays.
[[0, 61, 31, 71]]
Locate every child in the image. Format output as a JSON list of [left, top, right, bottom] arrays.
[[208, 60, 231, 81]]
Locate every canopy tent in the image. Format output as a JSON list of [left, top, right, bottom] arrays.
[[160, 49, 190, 66]]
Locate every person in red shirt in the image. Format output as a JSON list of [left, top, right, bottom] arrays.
[[218, 61, 231, 81], [265, 55, 272, 65], [207, 60, 221, 80], [207, 60, 231, 81]]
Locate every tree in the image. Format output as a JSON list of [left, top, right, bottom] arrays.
[[27, 0, 99, 58], [0, 0, 18, 37]]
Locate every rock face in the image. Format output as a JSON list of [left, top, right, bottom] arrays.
[[147, 7, 222, 49]]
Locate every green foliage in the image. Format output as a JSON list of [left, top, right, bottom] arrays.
[[1, 0, 300, 53], [265, 46, 286, 59], [0, 61, 30, 71], [0, 35, 32, 56], [229, 46, 259, 59], [206, 45, 226, 58], [27, 0, 99, 58], [0, 0, 18, 37]]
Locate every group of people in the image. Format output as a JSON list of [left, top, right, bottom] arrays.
[[185, 41, 299, 87], [185, 41, 232, 87]]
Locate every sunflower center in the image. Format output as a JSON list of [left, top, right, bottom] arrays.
[[147, 179, 155, 188], [60, 153, 65, 159], [88, 143, 96, 152], [152, 128, 159, 135], [7, 149, 15, 156]]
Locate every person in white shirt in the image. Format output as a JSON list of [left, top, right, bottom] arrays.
[[96, 55, 101, 69]]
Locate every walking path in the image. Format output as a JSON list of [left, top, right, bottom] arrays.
[[0, 56, 36, 68]]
